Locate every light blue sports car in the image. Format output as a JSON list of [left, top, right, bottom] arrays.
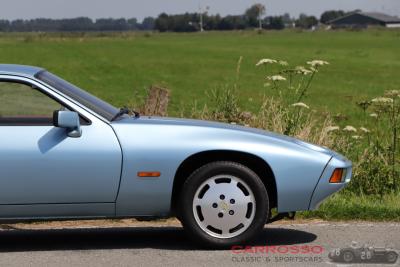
[[0, 64, 352, 247]]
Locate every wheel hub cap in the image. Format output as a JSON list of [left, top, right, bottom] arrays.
[[192, 175, 256, 239]]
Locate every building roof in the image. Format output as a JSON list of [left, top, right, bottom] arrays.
[[329, 12, 400, 24], [0, 64, 44, 77], [362, 12, 400, 23]]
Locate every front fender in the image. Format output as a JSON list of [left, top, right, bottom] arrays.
[[111, 120, 332, 216]]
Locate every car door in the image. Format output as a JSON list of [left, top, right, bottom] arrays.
[[0, 77, 122, 218]]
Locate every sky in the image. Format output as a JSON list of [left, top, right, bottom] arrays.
[[0, 0, 399, 21]]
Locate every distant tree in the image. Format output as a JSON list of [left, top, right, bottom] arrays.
[[155, 13, 199, 32], [5, 4, 359, 33], [203, 14, 221, 30], [95, 18, 127, 31], [59, 17, 93, 31], [172, 13, 197, 32], [295, 14, 318, 29], [0, 16, 156, 32], [264, 16, 285, 30], [10, 20, 26, 32], [245, 3, 266, 29], [320, 10, 345, 24], [155, 13, 170, 32], [127, 18, 138, 30], [281, 13, 293, 25], [0, 20, 10, 31], [140, 17, 155, 30], [218, 15, 247, 30], [29, 18, 58, 31]]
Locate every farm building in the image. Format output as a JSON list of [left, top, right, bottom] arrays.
[[329, 12, 400, 28]]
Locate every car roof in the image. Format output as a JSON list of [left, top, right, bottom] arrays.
[[0, 64, 44, 78]]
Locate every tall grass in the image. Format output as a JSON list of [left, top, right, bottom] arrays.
[[299, 193, 400, 221], [130, 57, 399, 197]]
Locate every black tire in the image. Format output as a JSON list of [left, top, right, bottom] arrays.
[[342, 251, 355, 263], [179, 161, 269, 248], [386, 251, 398, 263]]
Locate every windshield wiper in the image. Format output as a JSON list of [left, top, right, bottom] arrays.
[[112, 107, 140, 121], [132, 110, 140, 118], [112, 107, 129, 121]]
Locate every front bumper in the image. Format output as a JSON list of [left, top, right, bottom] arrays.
[[308, 155, 352, 210]]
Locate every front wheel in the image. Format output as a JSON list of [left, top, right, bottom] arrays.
[[386, 251, 398, 263], [179, 161, 269, 248], [342, 251, 355, 263]]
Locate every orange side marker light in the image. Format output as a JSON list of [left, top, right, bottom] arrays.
[[137, 172, 161, 178]]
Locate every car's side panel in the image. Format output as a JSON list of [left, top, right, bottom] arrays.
[[309, 156, 352, 210], [0, 124, 121, 205], [112, 119, 332, 216], [0, 203, 114, 220], [0, 76, 123, 215]]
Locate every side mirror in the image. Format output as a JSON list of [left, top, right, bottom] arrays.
[[53, 111, 82, 138]]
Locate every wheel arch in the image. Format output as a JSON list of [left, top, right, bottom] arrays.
[[170, 150, 277, 216]]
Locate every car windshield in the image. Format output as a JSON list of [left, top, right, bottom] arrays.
[[35, 71, 119, 121]]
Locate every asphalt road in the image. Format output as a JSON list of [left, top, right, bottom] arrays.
[[0, 221, 399, 267]]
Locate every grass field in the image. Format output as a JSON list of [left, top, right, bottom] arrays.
[[1, 29, 399, 221], [299, 193, 400, 221], [0, 29, 399, 122]]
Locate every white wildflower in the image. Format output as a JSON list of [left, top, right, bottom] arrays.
[[371, 97, 393, 104], [343, 125, 357, 132], [267, 75, 286, 81], [307, 60, 330, 67], [360, 127, 370, 133], [256, 58, 277, 66], [291, 102, 310, 109], [385, 90, 400, 98], [295, 66, 313, 75], [325, 126, 340, 132], [352, 135, 362, 140], [278, 60, 289, 66], [370, 113, 378, 118]]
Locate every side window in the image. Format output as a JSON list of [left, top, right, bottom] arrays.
[[0, 80, 68, 125]]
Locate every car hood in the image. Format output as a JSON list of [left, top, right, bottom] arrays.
[[113, 116, 341, 158]]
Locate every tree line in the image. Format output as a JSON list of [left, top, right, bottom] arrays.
[[154, 7, 358, 32], [0, 17, 155, 32], [0, 5, 356, 32]]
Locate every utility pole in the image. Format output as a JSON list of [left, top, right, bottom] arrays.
[[199, 5, 210, 32], [256, 3, 266, 30]]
